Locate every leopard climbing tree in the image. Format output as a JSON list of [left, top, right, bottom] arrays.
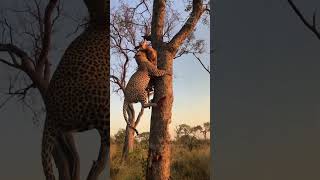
[[111, 0, 210, 178], [122, 48, 169, 135]]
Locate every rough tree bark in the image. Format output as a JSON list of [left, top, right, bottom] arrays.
[[146, 0, 207, 179]]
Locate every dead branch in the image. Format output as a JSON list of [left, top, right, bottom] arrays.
[[110, 75, 126, 92], [36, 0, 58, 74], [192, 53, 210, 74], [288, 0, 320, 40]]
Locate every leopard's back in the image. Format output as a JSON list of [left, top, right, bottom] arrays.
[[46, 27, 109, 128], [124, 70, 150, 103]]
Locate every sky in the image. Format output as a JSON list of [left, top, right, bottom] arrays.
[[214, 0, 320, 179], [110, 1, 210, 136], [0, 0, 210, 179]]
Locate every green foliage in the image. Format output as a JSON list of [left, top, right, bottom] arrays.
[[178, 135, 200, 151], [110, 143, 148, 180], [114, 128, 126, 144], [110, 122, 211, 179], [137, 132, 150, 149]]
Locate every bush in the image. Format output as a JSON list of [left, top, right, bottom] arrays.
[[110, 141, 210, 179], [171, 144, 210, 180], [110, 143, 148, 180]]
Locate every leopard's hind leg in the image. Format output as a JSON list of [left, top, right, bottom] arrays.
[[134, 92, 157, 133], [87, 121, 109, 180]]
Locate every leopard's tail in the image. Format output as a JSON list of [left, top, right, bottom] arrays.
[[41, 119, 56, 180], [122, 100, 139, 135], [123, 100, 130, 125]]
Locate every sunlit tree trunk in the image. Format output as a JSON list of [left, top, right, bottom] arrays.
[[147, 50, 174, 179], [146, 0, 206, 179]]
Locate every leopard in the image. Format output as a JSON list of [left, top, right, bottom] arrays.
[[41, 0, 109, 180], [122, 49, 169, 135], [135, 40, 158, 106], [135, 39, 157, 66]]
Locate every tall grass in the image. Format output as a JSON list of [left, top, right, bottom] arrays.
[[110, 141, 210, 180]]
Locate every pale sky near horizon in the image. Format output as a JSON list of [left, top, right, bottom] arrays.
[[110, 1, 211, 136]]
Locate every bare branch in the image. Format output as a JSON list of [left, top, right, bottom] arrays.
[[36, 0, 58, 73], [7, 83, 35, 100], [0, 44, 35, 73], [0, 58, 19, 69], [0, 95, 14, 109], [0, 44, 31, 61], [288, 0, 320, 40], [168, 0, 206, 51], [192, 53, 210, 74], [110, 75, 126, 92]]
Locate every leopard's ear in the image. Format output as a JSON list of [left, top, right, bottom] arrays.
[[140, 40, 148, 48], [135, 40, 147, 50]]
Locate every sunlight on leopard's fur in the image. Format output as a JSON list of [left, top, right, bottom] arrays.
[[122, 50, 169, 134]]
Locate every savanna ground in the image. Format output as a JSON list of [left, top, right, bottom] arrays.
[[110, 123, 211, 180]]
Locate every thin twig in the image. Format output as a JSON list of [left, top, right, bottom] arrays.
[[288, 0, 320, 40], [192, 53, 210, 74]]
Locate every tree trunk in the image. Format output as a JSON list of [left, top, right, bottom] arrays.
[[122, 125, 136, 161], [121, 102, 135, 161], [146, 51, 174, 180], [145, 0, 205, 178]]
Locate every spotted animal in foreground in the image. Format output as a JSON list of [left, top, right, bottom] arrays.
[[41, 0, 109, 180], [123, 50, 170, 134]]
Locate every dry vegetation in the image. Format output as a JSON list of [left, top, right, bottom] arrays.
[[110, 123, 211, 180]]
